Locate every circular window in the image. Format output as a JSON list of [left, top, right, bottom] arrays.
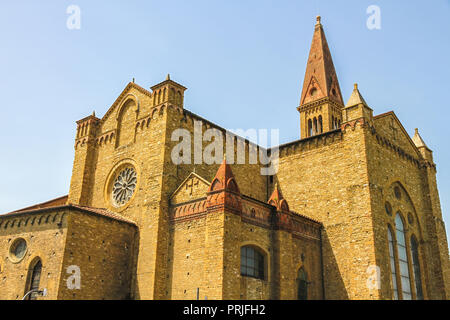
[[408, 212, 414, 225], [112, 166, 137, 207], [9, 238, 27, 262], [385, 202, 392, 216], [310, 88, 317, 97], [394, 186, 402, 200]]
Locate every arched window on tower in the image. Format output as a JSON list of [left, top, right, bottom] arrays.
[[387, 225, 399, 300], [297, 267, 308, 300], [411, 235, 423, 300], [395, 213, 412, 300], [26, 259, 42, 300], [240, 246, 266, 280], [313, 118, 318, 136], [318, 115, 323, 134], [308, 119, 313, 137]]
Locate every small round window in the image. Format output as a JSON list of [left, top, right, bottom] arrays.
[[10, 238, 27, 262], [112, 166, 137, 207]]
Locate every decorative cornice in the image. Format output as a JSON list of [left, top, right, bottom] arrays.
[[297, 97, 344, 113], [168, 189, 321, 241], [0, 204, 137, 230], [275, 129, 343, 158], [369, 125, 425, 169]]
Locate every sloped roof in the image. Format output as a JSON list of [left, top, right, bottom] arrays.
[[346, 83, 369, 108], [7, 195, 68, 214], [300, 16, 344, 106], [3, 203, 136, 226]]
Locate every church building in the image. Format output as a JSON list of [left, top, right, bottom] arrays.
[[0, 17, 448, 300]]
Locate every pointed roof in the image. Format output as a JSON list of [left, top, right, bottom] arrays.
[[268, 183, 283, 204], [300, 16, 344, 106], [268, 183, 290, 212], [346, 83, 369, 108], [150, 74, 187, 91], [412, 128, 430, 150], [208, 159, 240, 194]]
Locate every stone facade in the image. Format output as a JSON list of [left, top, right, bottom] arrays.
[[0, 17, 448, 300]]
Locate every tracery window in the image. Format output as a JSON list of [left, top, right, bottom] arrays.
[[112, 167, 137, 207], [387, 226, 399, 300], [395, 213, 412, 300], [410, 235, 424, 300]]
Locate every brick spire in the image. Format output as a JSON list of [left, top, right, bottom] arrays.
[[299, 16, 344, 107], [208, 158, 240, 194], [268, 183, 290, 212]]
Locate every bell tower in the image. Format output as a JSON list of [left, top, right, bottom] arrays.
[[150, 74, 187, 109], [297, 16, 344, 139]]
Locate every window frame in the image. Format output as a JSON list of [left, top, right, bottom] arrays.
[[240, 246, 266, 281], [387, 224, 399, 300], [410, 235, 424, 300], [297, 267, 308, 300], [25, 258, 42, 300]]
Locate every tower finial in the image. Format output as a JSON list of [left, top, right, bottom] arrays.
[[316, 16, 321, 25], [166, 74, 171, 81], [354, 83, 358, 90]]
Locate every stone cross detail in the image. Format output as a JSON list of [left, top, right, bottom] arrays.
[[186, 178, 199, 196], [389, 119, 398, 141]]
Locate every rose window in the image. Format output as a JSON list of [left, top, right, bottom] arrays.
[[112, 167, 137, 207]]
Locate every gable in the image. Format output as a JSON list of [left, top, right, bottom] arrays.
[[170, 172, 211, 205], [373, 112, 420, 157], [301, 76, 326, 105], [100, 82, 154, 134]]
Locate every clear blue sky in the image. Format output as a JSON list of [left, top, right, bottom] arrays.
[[0, 1, 449, 238]]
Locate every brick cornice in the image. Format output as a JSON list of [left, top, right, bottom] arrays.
[[297, 97, 344, 113]]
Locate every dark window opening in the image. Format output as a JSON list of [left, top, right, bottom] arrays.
[[27, 259, 42, 300], [297, 268, 308, 300], [240, 246, 265, 280]]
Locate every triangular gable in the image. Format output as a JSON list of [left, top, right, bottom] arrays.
[[301, 76, 326, 105], [373, 111, 421, 157], [170, 172, 210, 205], [99, 82, 153, 132]]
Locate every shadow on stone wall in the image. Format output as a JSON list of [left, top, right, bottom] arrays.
[[321, 228, 349, 299]]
